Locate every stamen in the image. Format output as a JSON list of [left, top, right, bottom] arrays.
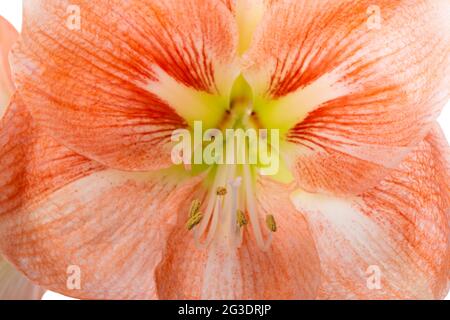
[[227, 175, 243, 248], [265, 215, 277, 232], [186, 211, 203, 231], [193, 165, 229, 248], [237, 210, 248, 228], [188, 199, 201, 218], [243, 164, 273, 251], [191, 164, 274, 251], [216, 187, 227, 196]]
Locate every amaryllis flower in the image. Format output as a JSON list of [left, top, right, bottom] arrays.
[[0, 0, 449, 300]]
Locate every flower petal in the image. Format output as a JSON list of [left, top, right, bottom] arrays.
[[0, 16, 18, 118], [244, 0, 450, 195], [219, 0, 235, 11], [0, 256, 46, 300], [12, 0, 239, 171], [0, 97, 203, 299], [292, 124, 450, 299], [155, 178, 320, 299]]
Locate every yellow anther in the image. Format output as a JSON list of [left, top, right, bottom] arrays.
[[237, 210, 248, 228], [188, 199, 201, 217], [265, 215, 277, 232], [216, 187, 227, 196], [186, 211, 203, 231]]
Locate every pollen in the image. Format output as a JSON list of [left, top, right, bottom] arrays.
[[186, 211, 203, 231], [265, 214, 277, 232], [237, 209, 248, 228], [188, 199, 201, 218], [187, 199, 203, 231], [216, 187, 227, 196]]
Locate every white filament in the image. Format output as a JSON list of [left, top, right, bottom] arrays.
[[193, 164, 272, 251]]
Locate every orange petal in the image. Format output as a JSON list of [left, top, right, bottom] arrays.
[[244, 0, 450, 195], [12, 0, 238, 171], [0, 256, 46, 300], [156, 177, 320, 299], [0, 16, 18, 118], [0, 96, 203, 299], [219, 0, 235, 11], [292, 124, 450, 299]]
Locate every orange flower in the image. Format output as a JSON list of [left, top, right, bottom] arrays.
[[0, 0, 449, 299]]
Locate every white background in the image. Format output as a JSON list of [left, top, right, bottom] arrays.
[[1, 1, 449, 301]]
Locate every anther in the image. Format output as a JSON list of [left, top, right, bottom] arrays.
[[237, 210, 248, 228], [186, 211, 203, 231], [216, 187, 227, 196], [188, 199, 201, 218], [265, 215, 277, 232], [187, 199, 203, 231]]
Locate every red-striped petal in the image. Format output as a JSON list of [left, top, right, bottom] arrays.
[[12, 0, 239, 171], [0, 96, 202, 299], [292, 124, 450, 299], [244, 0, 450, 195]]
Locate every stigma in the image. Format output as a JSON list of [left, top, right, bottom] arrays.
[[186, 164, 275, 251]]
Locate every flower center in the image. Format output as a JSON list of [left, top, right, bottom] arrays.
[[184, 76, 278, 251]]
